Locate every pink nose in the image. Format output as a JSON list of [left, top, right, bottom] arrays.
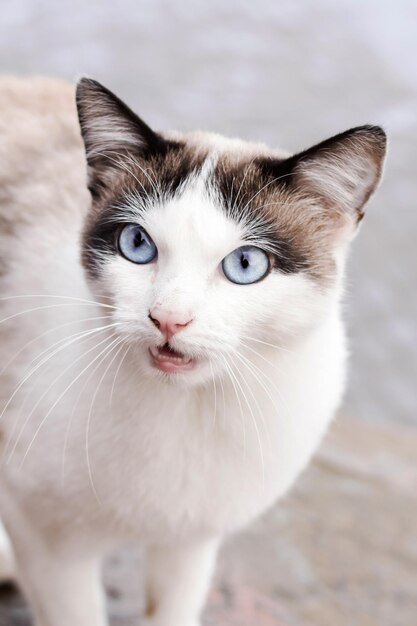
[[149, 308, 193, 340]]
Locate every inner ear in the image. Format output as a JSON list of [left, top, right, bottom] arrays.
[[76, 78, 169, 197], [76, 78, 166, 162], [288, 125, 387, 224], [260, 126, 386, 231]]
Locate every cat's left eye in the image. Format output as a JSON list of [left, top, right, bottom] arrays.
[[222, 245, 271, 285], [118, 224, 157, 264]]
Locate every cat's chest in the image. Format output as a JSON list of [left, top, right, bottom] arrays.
[[2, 359, 282, 541], [78, 393, 281, 540]]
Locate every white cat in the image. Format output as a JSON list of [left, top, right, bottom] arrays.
[[0, 76, 386, 626]]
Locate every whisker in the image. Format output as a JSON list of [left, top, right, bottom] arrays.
[[110, 344, 131, 407], [240, 334, 296, 355], [0, 322, 122, 428], [0, 315, 113, 379], [235, 351, 279, 408], [95, 151, 162, 206], [217, 370, 227, 430], [222, 354, 265, 488], [18, 333, 122, 468], [0, 303, 116, 330], [218, 354, 247, 457], [124, 153, 162, 203], [239, 171, 295, 218], [232, 352, 273, 459], [209, 360, 217, 429], [61, 337, 127, 486], [0, 294, 116, 309], [239, 341, 289, 379], [4, 328, 118, 465], [61, 361, 94, 488], [235, 347, 292, 420], [211, 357, 227, 429], [85, 338, 125, 504], [30, 319, 116, 369], [229, 160, 255, 221]]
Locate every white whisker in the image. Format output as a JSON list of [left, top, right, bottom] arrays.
[[0, 294, 116, 308], [240, 171, 294, 217], [238, 343, 289, 400], [85, 337, 125, 504], [209, 360, 217, 429], [18, 333, 123, 468], [229, 160, 254, 220], [219, 354, 247, 457], [0, 315, 113, 379], [232, 352, 272, 459], [0, 303, 114, 330], [241, 334, 296, 355], [240, 341, 288, 378], [4, 327, 117, 464], [4, 329, 118, 463], [222, 354, 265, 488], [61, 337, 127, 486], [0, 322, 122, 430], [110, 344, 131, 407]]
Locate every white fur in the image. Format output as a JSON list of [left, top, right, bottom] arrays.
[[0, 70, 379, 626], [0, 162, 347, 625]]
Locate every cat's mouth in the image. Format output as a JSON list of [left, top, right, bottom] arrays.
[[149, 343, 195, 373]]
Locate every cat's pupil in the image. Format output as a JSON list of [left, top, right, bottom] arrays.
[[241, 254, 249, 269], [134, 231, 144, 247]]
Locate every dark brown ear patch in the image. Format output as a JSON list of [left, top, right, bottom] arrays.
[[211, 125, 386, 285]]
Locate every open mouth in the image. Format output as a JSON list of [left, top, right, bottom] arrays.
[[149, 343, 195, 373]]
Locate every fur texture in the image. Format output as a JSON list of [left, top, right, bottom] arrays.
[[0, 77, 386, 626]]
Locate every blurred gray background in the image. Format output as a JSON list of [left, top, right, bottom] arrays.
[[0, 0, 416, 426]]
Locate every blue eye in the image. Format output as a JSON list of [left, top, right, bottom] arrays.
[[222, 245, 270, 285], [118, 224, 157, 264]]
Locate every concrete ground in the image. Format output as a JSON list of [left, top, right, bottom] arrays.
[[1, 415, 416, 626]]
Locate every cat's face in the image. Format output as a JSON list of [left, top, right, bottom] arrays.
[[76, 79, 386, 386]]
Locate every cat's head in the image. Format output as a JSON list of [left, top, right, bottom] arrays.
[[76, 78, 386, 386]]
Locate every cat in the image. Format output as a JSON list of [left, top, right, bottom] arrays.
[[0, 76, 386, 626]]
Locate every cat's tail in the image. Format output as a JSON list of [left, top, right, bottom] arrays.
[[0, 518, 16, 583]]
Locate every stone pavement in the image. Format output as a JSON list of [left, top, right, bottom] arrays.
[[1, 415, 416, 626]]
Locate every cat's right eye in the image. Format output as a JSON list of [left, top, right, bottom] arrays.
[[117, 224, 157, 264], [222, 245, 270, 284]]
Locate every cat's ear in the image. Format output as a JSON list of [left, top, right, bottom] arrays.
[[76, 78, 166, 195], [283, 125, 387, 234]]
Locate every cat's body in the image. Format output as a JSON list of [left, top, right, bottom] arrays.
[[0, 77, 385, 626]]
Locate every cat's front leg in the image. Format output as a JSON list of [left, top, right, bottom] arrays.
[[17, 554, 107, 626], [17, 552, 107, 626], [4, 521, 107, 626], [145, 538, 219, 626]]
